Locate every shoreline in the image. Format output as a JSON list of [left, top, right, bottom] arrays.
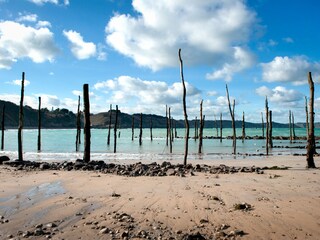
[[1, 156, 319, 239]]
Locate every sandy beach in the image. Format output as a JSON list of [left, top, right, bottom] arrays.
[[0, 156, 319, 239]]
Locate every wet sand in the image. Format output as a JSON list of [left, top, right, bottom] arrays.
[[0, 155, 319, 239]]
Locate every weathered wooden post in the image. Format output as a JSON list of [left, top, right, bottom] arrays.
[[169, 108, 172, 153], [150, 116, 153, 141], [139, 113, 142, 146], [131, 115, 134, 141], [37, 97, 41, 151], [83, 84, 91, 163], [226, 84, 236, 155], [269, 110, 273, 148], [220, 113, 223, 143], [107, 104, 112, 145], [174, 121, 177, 138], [179, 48, 189, 165], [171, 117, 174, 142], [1, 104, 5, 150], [114, 105, 118, 153], [18, 72, 25, 161], [76, 95, 81, 151], [292, 112, 296, 140], [261, 112, 264, 138], [214, 115, 218, 138], [198, 100, 204, 154], [306, 72, 316, 168], [242, 111, 245, 143], [166, 105, 169, 146], [265, 97, 269, 155], [194, 117, 198, 141], [289, 110, 293, 143]]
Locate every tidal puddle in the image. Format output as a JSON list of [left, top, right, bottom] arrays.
[[0, 181, 65, 217]]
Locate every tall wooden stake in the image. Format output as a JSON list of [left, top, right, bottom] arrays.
[[269, 110, 273, 148], [226, 84, 236, 155], [114, 105, 118, 153], [139, 113, 142, 146], [289, 110, 293, 143], [37, 96, 41, 151], [305, 96, 309, 136], [194, 117, 198, 141], [18, 72, 25, 161], [107, 104, 112, 145], [1, 104, 5, 150], [83, 84, 91, 163], [306, 72, 316, 168], [179, 49, 189, 165], [242, 111, 245, 143], [265, 97, 269, 155], [169, 108, 172, 153], [166, 105, 169, 146], [198, 100, 204, 154], [150, 116, 153, 141], [292, 112, 296, 140], [214, 115, 218, 138], [261, 112, 264, 138]]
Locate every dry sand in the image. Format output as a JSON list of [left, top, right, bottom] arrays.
[[0, 155, 319, 239]]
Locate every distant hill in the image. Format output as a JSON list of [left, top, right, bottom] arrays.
[[0, 99, 314, 129]]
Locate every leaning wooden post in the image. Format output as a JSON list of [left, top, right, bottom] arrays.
[[114, 105, 118, 153], [305, 96, 309, 136], [166, 105, 169, 146], [198, 100, 204, 154], [150, 116, 153, 141], [261, 112, 264, 138], [107, 104, 112, 145], [169, 108, 172, 153], [131, 115, 134, 141], [269, 110, 273, 148], [306, 72, 316, 168], [265, 97, 269, 155], [139, 113, 142, 146], [76, 95, 81, 151], [179, 49, 189, 165], [83, 84, 91, 163], [292, 112, 296, 140], [226, 84, 236, 155], [1, 104, 5, 150], [37, 97, 41, 151], [220, 113, 223, 143], [242, 111, 245, 143], [18, 72, 25, 161], [289, 110, 292, 143]]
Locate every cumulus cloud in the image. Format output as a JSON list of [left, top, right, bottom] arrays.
[[261, 56, 320, 85], [94, 75, 201, 115], [29, 0, 69, 5], [36, 20, 52, 28], [206, 46, 255, 81], [105, 0, 257, 77], [255, 85, 303, 104], [8, 79, 31, 86], [0, 21, 59, 69], [63, 30, 97, 60], [16, 14, 38, 22]]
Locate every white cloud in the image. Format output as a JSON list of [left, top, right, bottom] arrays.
[[261, 56, 320, 85], [0, 21, 59, 69], [63, 30, 97, 60], [256, 85, 303, 104], [16, 14, 38, 22], [28, 0, 69, 5], [36, 20, 52, 28], [105, 0, 257, 76], [206, 46, 255, 81], [9, 79, 31, 86], [72, 90, 82, 96], [283, 37, 294, 43]]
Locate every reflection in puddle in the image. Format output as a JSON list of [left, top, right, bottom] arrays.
[[0, 181, 65, 217]]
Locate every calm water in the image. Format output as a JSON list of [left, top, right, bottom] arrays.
[[0, 128, 315, 162]]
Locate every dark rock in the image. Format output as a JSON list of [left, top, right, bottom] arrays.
[[0, 155, 10, 164], [182, 232, 206, 240]]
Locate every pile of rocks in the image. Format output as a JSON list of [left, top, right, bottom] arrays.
[[2, 157, 265, 176]]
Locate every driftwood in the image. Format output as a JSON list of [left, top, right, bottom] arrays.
[[107, 104, 112, 145], [306, 72, 316, 168], [139, 113, 143, 146], [114, 105, 118, 153], [226, 84, 236, 154], [37, 97, 41, 151], [179, 49, 189, 165], [83, 84, 91, 163], [18, 72, 25, 161], [1, 104, 5, 150]]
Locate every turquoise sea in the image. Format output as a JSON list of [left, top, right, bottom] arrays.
[[0, 127, 317, 162]]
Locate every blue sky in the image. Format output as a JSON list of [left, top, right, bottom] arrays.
[[0, 0, 320, 123]]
